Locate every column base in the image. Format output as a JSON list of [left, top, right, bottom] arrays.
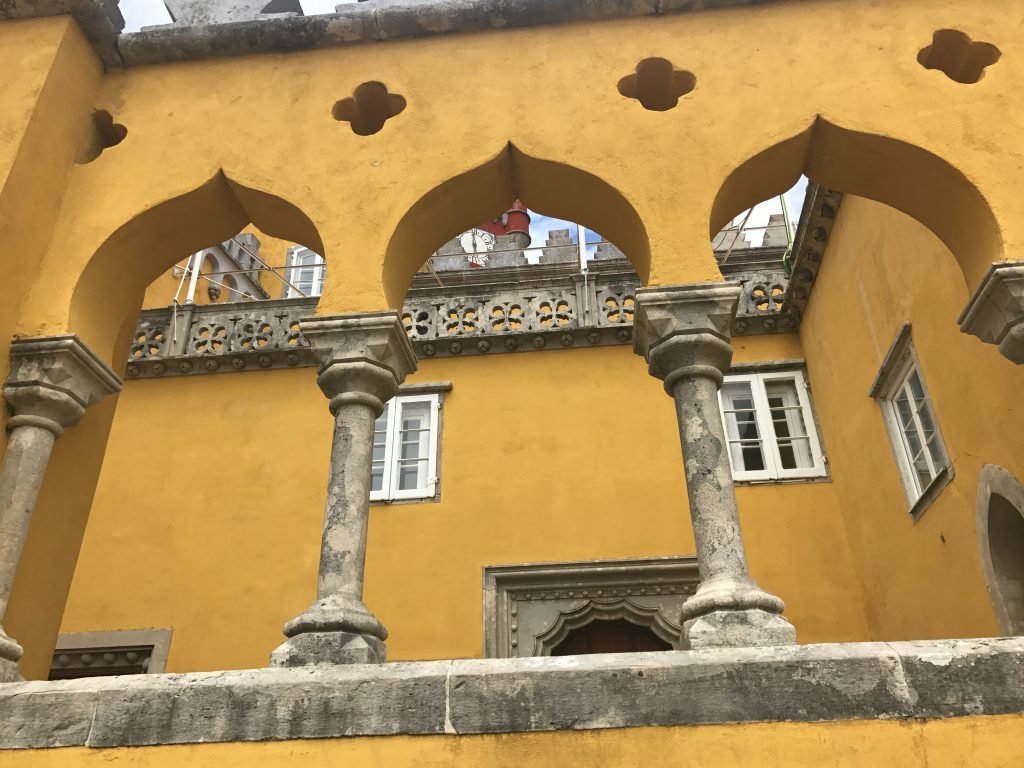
[[683, 609, 796, 649], [270, 630, 386, 667], [270, 594, 388, 667], [0, 629, 24, 683]]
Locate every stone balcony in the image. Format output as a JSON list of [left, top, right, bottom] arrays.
[[125, 258, 795, 379]]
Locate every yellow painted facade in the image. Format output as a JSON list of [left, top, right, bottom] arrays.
[[1, 716, 1023, 768], [802, 195, 1020, 640], [3, 0, 1024, 759], [57, 335, 875, 675]]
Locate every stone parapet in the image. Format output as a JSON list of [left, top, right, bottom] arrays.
[[113, 0, 786, 68], [125, 268, 791, 379], [0, 638, 1022, 749], [0, 0, 124, 66]]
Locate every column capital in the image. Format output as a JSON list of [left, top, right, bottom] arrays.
[[300, 312, 418, 411], [959, 261, 1024, 363], [4, 335, 122, 433], [634, 283, 742, 389]]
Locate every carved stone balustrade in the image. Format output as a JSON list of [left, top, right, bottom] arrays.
[[126, 261, 794, 378]]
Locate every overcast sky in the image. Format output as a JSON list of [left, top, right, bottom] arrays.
[[120, 0, 355, 31]]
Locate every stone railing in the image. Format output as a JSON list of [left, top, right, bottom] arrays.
[[125, 268, 791, 378]]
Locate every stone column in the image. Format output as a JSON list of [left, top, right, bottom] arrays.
[[271, 312, 416, 667], [958, 262, 1024, 363], [0, 336, 122, 682], [634, 283, 795, 649]]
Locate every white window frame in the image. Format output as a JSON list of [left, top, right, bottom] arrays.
[[871, 327, 950, 511], [718, 369, 827, 482], [285, 246, 326, 298], [371, 393, 441, 503]]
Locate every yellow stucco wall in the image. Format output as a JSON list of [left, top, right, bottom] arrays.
[[2, 716, 1023, 767], [4, 0, 1024, 686], [801, 195, 1024, 640], [0, 15, 115, 682], [56, 335, 870, 674], [12, 0, 1024, 365]]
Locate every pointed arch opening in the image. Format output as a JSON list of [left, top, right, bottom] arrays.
[[711, 118, 1003, 293], [68, 172, 326, 364], [382, 144, 651, 308]]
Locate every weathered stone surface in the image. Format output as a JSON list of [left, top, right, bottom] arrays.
[[271, 313, 414, 667], [0, 0, 123, 66], [895, 637, 1024, 717], [116, 0, 785, 67], [372, 0, 658, 41], [958, 261, 1024, 364], [163, 0, 303, 26], [683, 609, 797, 649], [1, 640, 1024, 749], [0, 336, 122, 681], [0, 676, 107, 749], [447, 643, 910, 733], [635, 284, 795, 648], [270, 630, 386, 667], [88, 663, 450, 747]]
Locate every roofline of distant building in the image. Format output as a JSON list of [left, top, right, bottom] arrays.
[[1, 0, 805, 69]]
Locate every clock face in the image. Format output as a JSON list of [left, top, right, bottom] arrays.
[[460, 228, 496, 253]]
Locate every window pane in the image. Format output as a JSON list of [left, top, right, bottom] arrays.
[[371, 465, 384, 493], [394, 402, 432, 492], [765, 380, 813, 469], [397, 459, 429, 490], [896, 388, 932, 493], [722, 382, 765, 472]]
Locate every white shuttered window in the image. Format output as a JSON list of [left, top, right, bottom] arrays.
[[285, 247, 326, 298], [370, 394, 440, 502], [878, 356, 950, 505], [718, 370, 827, 482]]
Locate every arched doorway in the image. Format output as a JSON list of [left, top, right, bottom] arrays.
[[977, 465, 1024, 635]]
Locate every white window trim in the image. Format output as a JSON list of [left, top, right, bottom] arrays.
[[719, 369, 827, 483], [285, 246, 326, 299], [371, 393, 441, 503], [871, 327, 951, 513]]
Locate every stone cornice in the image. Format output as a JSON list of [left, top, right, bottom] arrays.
[[0, 638, 1022, 749], [777, 183, 844, 329], [7, 335, 123, 410], [105, 0, 799, 68], [0, 0, 124, 67], [958, 260, 1024, 363]]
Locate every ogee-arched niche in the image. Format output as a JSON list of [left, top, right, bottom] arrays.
[[976, 464, 1024, 635]]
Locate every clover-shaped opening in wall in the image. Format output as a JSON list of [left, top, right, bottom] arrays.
[[918, 29, 1001, 84], [77, 110, 127, 164], [618, 58, 696, 112], [332, 82, 407, 136]]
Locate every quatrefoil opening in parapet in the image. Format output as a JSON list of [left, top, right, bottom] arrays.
[[332, 82, 407, 136], [918, 29, 1001, 84], [617, 58, 696, 112], [78, 110, 127, 164]]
